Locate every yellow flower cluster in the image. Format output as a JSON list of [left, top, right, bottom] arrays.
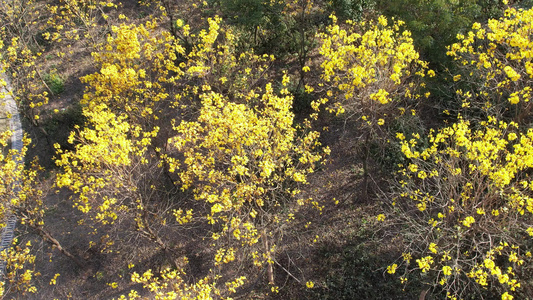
[[0, 236, 38, 296], [416, 256, 433, 273], [126, 267, 219, 300], [447, 6, 533, 123], [81, 20, 183, 125], [467, 243, 521, 295], [169, 84, 327, 260], [317, 14, 431, 127]]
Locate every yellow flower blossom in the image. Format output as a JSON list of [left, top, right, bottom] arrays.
[[416, 256, 434, 273], [387, 264, 398, 274], [462, 216, 475, 227]]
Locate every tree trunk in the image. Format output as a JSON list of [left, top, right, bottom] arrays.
[[262, 230, 274, 284]]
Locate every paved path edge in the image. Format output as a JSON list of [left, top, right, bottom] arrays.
[[0, 75, 21, 278]]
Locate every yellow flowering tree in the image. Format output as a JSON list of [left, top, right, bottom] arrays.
[[51, 17, 213, 299], [164, 16, 329, 287], [0, 0, 49, 125], [317, 14, 431, 122], [317, 14, 431, 193], [446, 6, 533, 125], [383, 6, 533, 299], [55, 15, 274, 234], [168, 78, 328, 284], [386, 117, 533, 299]]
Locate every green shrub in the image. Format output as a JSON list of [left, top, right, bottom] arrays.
[[43, 70, 64, 94]]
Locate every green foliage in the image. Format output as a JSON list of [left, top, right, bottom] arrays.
[[219, 0, 327, 62], [376, 0, 507, 65], [328, 0, 375, 21], [219, 0, 285, 50], [43, 70, 64, 94], [220, 0, 279, 28]]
